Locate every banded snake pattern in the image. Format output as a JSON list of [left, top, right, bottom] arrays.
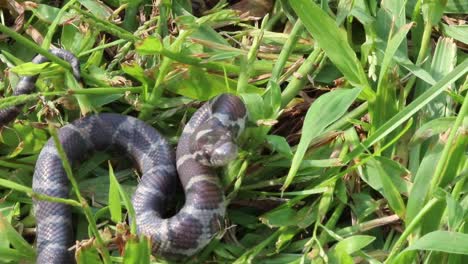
[[0, 49, 247, 263]]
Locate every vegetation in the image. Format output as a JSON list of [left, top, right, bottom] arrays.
[[0, 0, 467, 263]]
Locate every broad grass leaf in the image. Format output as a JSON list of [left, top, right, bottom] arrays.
[[445, 0, 468, 13], [208, 51, 242, 61], [123, 237, 151, 264], [423, 38, 457, 120], [213, 245, 236, 260], [409, 117, 466, 145], [290, 1, 373, 99], [260, 207, 297, 227], [135, 36, 163, 54], [344, 59, 468, 162], [0, 203, 21, 262], [328, 247, 354, 264], [240, 93, 272, 148], [0, 122, 48, 156], [283, 88, 361, 190], [361, 157, 406, 218], [191, 24, 231, 47], [28, 4, 75, 24], [405, 231, 468, 254], [75, 246, 101, 264], [329, 235, 375, 264], [121, 62, 152, 101], [241, 93, 264, 122], [295, 204, 318, 229], [78, 0, 114, 19], [0, 248, 34, 263], [275, 226, 298, 251], [422, 0, 448, 25], [376, 22, 413, 90], [360, 156, 411, 197], [228, 209, 258, 229], [373, 23, 413, 131], [255, 253, 304, 263], [121, 62, 153, 87], [61, 23, 95, 55], [269, 158, 343, 169], [351, 193, 380, 222], [266, 135, 292, 158], [446, 194, 464, 230], [263, 80, 281, 118], [406, 144, 443, 224], [87, 94, 123, 108], [233, 228, 283, 264], [336, 0, 354, 25], [393, 54, 436, 85], [166, 67, 261, 100], [11, 62, 59, 75], [375, 0, 407, 55], [334, 235, 375, 254], [65, 71, 93, 116], [108, 163, 122, 223], [0, 215, 35, 260], [438, 130, 468, 188], [441, 24, 468, 44], [0, 202, 17, 249], [431, 38, 457, 81], [317, 183, 334, 223], [106, 161, 137, 233]]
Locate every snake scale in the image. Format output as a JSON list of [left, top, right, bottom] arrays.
[[0, 49, 247, 263]]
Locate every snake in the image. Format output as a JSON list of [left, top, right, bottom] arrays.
[[0, 49, 247, 263]]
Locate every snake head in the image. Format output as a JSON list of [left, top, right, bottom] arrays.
[[190, 119, 238, 167]]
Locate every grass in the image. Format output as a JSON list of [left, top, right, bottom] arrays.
[[0, 0, 467, 263]]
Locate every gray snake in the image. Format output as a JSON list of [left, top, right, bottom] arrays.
[[0, 49, 247, 263]]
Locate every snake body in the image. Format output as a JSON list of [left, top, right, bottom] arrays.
[[0, 50, 247, 262]]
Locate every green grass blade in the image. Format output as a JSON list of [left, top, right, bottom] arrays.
[[365, 158, 406, 218], [372, 22, 413, 142], [283, 88, 361, 190], [0, 215, 36, 260], [405, 144, 443, 224], [76, 246, 102, 264], [376, 23, 414, 91], [346, 58, 468, 161], [107, 161, 137, 234], [108, 163, 122, 223], [334, 235, 376, 254], [429, 78, 468, 192], [404, 230, 468, 255], [0, 248, 34, 263], [423, 37, 458, 119], [123, 237, 151, 264], [290, 0, 373, 99], [441, 24, 468, 44]]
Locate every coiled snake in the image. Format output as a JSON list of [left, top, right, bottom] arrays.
[[0, 49, 247, 263]]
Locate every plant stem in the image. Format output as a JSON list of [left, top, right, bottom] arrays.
[[238, 15, 268, 93], [42, 0, 78, 49], [138, 30, 192, 120], [0, 178, 81, 207], [385, 197, 440, 263], [269, 20, 304, 86], [401, 18, 433, 106], [281, 48, 323, 107], [0, 23, 106, 86], [0, 87, 142, 109], [78, 39, 127, 57], [429, 84, 468, 192]]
